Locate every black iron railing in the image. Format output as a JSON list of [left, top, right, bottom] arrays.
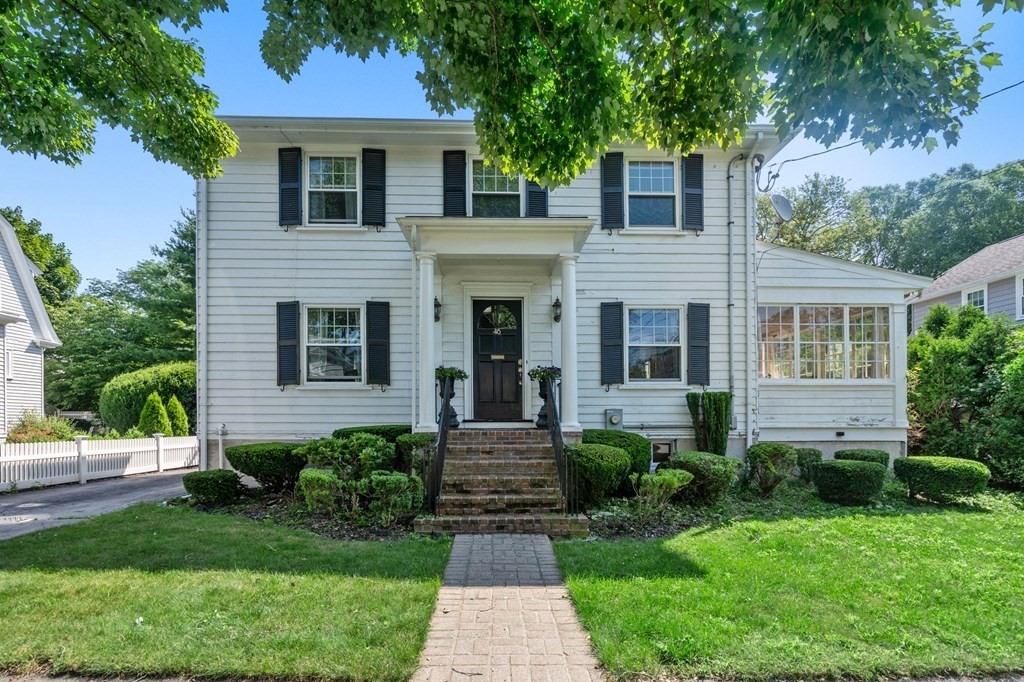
[[425, 377, 454, 513], [544, 377, 579, 514]]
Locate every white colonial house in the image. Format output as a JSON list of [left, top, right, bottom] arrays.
[[0, 214, 62, 436], [196, 117, 929, 474]]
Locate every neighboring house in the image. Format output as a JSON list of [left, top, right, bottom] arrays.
[[0, 214, 62, 436], [196, 117, 929, 469], [909, 233, 1024, 332]]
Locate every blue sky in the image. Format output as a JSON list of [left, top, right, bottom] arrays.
[[0, 3, 1021, 282]]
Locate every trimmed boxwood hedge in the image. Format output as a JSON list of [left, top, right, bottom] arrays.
[[183, 470, 240, 505], [581, 429, 651, 478], [814, 459, 886, 505], [396, 433, 435, 475], [98, 361, 196, 432], [835, 448, 890, 468], [331, 425, 412, 443], [224, 442, 306, 493], [894, 456, 991, 503], [659, 451, 740, 506], [568, 443, 632, 507], [795, 448, 823, 483]]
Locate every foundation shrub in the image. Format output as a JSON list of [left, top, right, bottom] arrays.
[[224, 442, 306, 493], [894, 456, 991, 503], [568, 444, 632, 507], [659, 451, 740, 505], [581, 429, 651, 479], [814, 460, 886, 505], [835, 448, 890, 468], [745, 442, 797, 497], [297, 468, 343, 514], [183, 470, 240, 505], [358, 472, 425, 525], [795, 448, 823, 483]]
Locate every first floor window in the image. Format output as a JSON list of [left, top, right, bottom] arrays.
[[758, 306, 795, 379], [472, 160, 520, 217], [306, 307, 362, 381], [965, 288, 986, 311], [628, 308, 681, 380], [308, 156, 357, 223], [628, 161, 675, 227], [757, 304, 892, 381]]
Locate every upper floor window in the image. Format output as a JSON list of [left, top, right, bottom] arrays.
[[628, 161, 676, 227], [627, 307, 682, 381], [472, 160, 521, 217], [758, 304, 892, 381], [308, 156, 357, 224], [964, 287, 986, 312], [306, 306, 362, 382]]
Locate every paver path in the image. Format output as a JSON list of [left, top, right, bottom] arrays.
[[413, 534, 605, 682], [0, 470, 190, 541]]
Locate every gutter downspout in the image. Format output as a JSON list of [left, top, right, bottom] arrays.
[[726, 153, 746, 401], [745, 133, 766, 450]]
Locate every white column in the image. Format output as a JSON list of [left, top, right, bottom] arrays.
[[559, 254, 581, 431], [417, 253, 438, 430]]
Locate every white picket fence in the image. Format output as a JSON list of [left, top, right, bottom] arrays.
[[0, 435, 198, 489]]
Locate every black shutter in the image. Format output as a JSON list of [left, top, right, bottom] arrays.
[[362, 148, 386, 227], [682, 154, 704, 231], [526, 180, 548, 217], [366, 301, 390, 386], [443, 150, 467, 217], [601, 153, 624, 229], [277, 301, 301, 386], [279, 147, 302, 226], [600, 301, 624, 385], [687, 302, 710, 386]]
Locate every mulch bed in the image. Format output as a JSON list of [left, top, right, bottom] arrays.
[[188, 492, 418, 541]]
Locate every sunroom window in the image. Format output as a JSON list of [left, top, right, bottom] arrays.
[[308, 156, 357, 223], [472, 160, 520, 217], [306, 307, 362, 382], [628, 161, 675, 227]]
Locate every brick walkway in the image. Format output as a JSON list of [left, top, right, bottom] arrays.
[[412, 534, 605, 681]]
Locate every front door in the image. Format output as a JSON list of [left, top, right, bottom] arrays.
[[473, 299, 523, 420]]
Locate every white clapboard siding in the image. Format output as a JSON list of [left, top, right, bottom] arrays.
[[0, 437, 198, 489], [0, 229, 47, 429]]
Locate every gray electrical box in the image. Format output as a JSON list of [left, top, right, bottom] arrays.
[[605, 408, 624, 430]]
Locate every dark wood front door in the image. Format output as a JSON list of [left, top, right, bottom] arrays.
[[473, 299, 523, 420]]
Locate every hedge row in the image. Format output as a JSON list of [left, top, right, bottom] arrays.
[[99, 361, 196, 433]]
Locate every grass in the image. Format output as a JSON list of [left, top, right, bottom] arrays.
[[0, 504, 451, 682], [556, 482, 1024, 681]]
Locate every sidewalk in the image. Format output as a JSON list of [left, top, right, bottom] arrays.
[[412, 534, 605, 682]]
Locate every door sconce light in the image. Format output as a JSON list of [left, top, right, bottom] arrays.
[[552, 297, 562, 322], [434, 297, 442, 322]]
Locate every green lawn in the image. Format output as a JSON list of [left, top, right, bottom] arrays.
[[0, 505, 451, 682], [556, 486, 1024, 681]]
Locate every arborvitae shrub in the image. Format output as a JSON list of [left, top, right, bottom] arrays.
[[137, 392, 172, 436], [166, 395, 190, 436], [99, 361, 196, 432]]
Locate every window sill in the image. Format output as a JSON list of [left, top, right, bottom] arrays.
[[617, 382, 692, 390], [621, 228, 687, 235], [759, 380, 895, 388], [295, 383, 375, 391], [295, 225, 370, 233]]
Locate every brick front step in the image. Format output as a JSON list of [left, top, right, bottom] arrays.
[[414, 513, 589, 538], [447, 429, 552, 445], [444, 458, 558, 475], [443, 474, 560, 495], [445, 445, 554, 459], [437, 492, 564, 515]]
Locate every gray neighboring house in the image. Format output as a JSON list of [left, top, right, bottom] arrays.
[[909, 233, 1024, 332], [0, 214, 62, 436]]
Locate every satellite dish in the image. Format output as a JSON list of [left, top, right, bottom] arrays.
[[769, 194, 793, 223]]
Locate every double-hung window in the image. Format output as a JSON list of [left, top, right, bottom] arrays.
[[964, 287, 986, 311], [472, 160, 521, 217], [628, 161, 676, 227], [306, 307, 362, 382], [757, 305, 892, 381], [627, 307, 682, 381], [308, 156, 358, 224]]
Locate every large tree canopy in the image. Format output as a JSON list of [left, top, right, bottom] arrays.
[[757, 160, 1024, 278], [1, 206, 81, 307], [1, 0, 1021, 183], [0, 0, 237, 177]]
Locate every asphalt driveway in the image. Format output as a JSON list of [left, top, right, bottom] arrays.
[[0, 469, 191, 541]]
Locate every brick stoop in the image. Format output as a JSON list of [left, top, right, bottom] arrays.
[[414, 428, 589, 538]]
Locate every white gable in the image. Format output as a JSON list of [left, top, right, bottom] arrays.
[[0, 215, 61, 348]]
